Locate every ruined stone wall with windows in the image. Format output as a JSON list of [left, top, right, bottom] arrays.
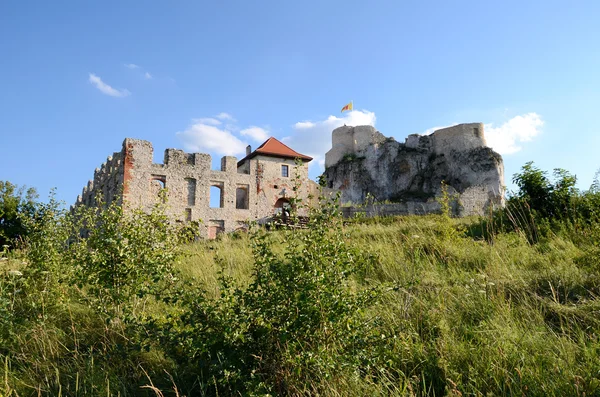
[[76, 138, 315, 239], [251, 155, 311, 217]]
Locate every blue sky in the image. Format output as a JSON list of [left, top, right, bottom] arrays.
[[1, 1, 600, 205]]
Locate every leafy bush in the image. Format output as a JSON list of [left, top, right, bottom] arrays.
[[68, 200, 186, 318], [1, 193, 194, 395], [511, 162, 600, 225], [0, 181, 37, 248], [470, 163, 600, 243], [154, 194, 389, 395], [3, 163, 600, 396]]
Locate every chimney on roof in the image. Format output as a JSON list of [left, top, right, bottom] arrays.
[[246, 145, 251, 156]]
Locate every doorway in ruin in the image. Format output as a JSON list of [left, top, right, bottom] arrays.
[[208, 220, 224, 240], [274, 198, 291, 214], [208, 226, 220, 240]]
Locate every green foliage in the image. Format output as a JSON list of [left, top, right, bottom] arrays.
[[68, 199, 185, 318], [438, 180, 451, 220], [1, 193, 192, 396], [510, 161, 592, 223], [0, 181, 38, 248], [3, 163, 600, 396], [471, 163, 600, 244], [511, 161, 555, 217], [155, 190, 387, 395], [340, 153, 366, 164]]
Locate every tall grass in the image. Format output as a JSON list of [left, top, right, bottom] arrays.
[[2, 174, 600, 395], [170, 211, 600, 396]]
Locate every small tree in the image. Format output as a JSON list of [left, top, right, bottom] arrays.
[[511, 162, 578, 220], [0, 181, 38, 247]]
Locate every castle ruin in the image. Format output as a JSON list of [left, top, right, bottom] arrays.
[[323, 123, 505, 216], [77, 122, 505, 237], [76, 137, 317, 239]]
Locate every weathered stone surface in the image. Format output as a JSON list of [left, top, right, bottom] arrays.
[[323, 123, 504, 216], [77, 138, 316, 238], [325, 125, 387, 168]]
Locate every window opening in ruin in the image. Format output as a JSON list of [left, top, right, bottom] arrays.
[[210, 183, 224, 208], [236, 185, 249, 209], [473, 127, 480, 137], [185, 208, 192, 221], [150, 175, 167, 202], [281, 165, 289, 177], [185, 178, 196, 206], [150, 175, 166, 188]]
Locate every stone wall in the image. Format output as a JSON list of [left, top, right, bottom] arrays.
[[77, 138, 315, 238], [251, 155, 312, 219], [76, 151, 125, 208], [323, 123, 505, 216], [326, 125, 387, 168], [340, 201, 443, 218]]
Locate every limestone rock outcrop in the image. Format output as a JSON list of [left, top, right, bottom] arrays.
[[323, 123, 505, 216]]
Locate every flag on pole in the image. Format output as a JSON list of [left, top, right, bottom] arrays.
[[341, 101, 353, 113]]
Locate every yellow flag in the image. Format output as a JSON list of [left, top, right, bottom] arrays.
[[341, 101, 353, 113]]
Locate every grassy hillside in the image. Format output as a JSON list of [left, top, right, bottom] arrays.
[[1, 163, 600, 396], [176, 216, 600, 396]]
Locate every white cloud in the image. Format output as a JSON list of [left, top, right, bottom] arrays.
[[285, 110, 377, 172], [175, 110, 377, 171], [419, 113, 543, 155], [484, 113, 543, 154], [88, 73, 131, 97], [176, 119, 246, 156], [216, 112, 234, 121], [240, 126, 269, 142], [124, 64, 154, 80], [193, 117, 222, 126], [421, 124, 454, 136], [294, 121, 316, 129]]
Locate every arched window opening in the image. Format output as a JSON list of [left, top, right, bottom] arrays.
[[150, 175, 167, 202], [210, 183, 224, 208]]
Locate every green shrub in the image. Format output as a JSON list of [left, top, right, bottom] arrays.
[[154, 194, 392, 395], [470, 163, 600, 244], [1, 193, 193, 396], [3, 163, 600, 396], [0, 181, 37, 248], [67, 200, 186, 318]]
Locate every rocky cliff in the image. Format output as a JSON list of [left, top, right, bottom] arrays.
[[323, 123, 505, 216]]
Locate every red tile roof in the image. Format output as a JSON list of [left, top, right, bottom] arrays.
[[238, 137, 312, 165]]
